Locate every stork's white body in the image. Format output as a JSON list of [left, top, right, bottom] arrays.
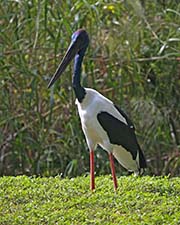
[[76, 88, 140, 173]]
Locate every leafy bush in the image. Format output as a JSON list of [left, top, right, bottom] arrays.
[[0, 1, 179, 176]]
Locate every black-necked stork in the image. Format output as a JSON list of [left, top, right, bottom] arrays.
[[48, 29, 147, 191]]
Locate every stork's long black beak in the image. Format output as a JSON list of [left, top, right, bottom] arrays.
[[48, 41, 80, 88]]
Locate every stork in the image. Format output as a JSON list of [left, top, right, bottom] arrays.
[[48, 29, 147, 191]]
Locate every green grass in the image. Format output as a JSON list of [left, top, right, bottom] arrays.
[[0, 176, 180, 225]]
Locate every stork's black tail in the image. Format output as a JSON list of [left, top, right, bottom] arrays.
[[138, 147, 147, 175]]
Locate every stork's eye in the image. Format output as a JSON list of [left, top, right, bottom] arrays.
[[71, 31, 80, 42], [71, 33, 76, 41]]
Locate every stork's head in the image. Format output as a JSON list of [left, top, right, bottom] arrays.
[[48, 29, 89, 88]]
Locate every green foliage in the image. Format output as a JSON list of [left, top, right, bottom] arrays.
[[0, 176, 180, 224], [0, 1, 180, 176]]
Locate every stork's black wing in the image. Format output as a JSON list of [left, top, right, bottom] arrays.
[[97, 105, 146, 168], [114, 105, 135, 130]]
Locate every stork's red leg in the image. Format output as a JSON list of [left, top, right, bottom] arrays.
[[90, 150, 95, 190], [109, 152, 118, 190]]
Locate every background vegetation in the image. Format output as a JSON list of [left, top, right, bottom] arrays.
[[0, 0, 180, 177]]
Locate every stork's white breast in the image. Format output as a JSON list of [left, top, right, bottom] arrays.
[[75, 88, 128, 150]]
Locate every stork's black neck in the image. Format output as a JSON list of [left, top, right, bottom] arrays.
[[72, 49, 86, 103]]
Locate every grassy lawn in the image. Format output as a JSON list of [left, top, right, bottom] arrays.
[[0, 175, 180, 224]]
